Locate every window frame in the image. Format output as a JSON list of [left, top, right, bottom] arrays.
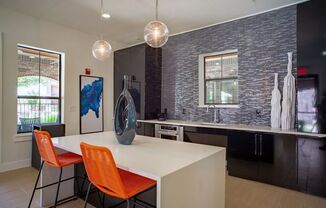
[[17, 45, 62, 133], [198, 49, 240, 108]]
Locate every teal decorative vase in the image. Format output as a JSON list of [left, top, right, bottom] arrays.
[[114, 76, 137, 145]]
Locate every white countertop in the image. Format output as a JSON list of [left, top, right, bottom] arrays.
[[138, 119, 326, 138], [52, 131, 225, 180]]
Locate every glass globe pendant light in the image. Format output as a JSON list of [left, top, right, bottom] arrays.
[[92, 36, 112, 61], [144, 0, 169, 48], [92, 0, 112, 61]]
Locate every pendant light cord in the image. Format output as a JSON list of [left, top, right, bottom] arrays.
[[100, 0, 103, 39], [155, 0, 158, 20]]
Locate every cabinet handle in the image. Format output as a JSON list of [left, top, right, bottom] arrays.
[[259, 134, 263, 156], [254, 134, 258, 155]]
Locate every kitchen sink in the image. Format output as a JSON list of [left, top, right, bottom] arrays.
[[200, 122, 227, 126]]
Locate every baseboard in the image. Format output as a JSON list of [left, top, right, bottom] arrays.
[[0, 158, 31, 173]]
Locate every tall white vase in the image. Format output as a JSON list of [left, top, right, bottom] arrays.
[[281, 52, 296, 130], [271, 73, 281, 128]]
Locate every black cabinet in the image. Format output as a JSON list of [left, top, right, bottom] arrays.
[[114, 44, 162, 120], [298, 137, 326, 197], [227, 131, 260, 180], [136, 123, 155, 137], [184, 127, 227, 147], [259, 134, 297, 189], [136, 124, 326, 197], [297, 0, 326, 134], [228, 130, 298, 190], [295, 3, 326, 196]]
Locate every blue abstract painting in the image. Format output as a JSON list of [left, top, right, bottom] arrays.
[[80, 76, 103, 134]]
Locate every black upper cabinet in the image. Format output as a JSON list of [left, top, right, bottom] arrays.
[[297, 0, 326, 134], [296, 1, 326, 196], [114, 45, 145, 119], [145, 46, 162, 119], [114, 44, 162, 120]]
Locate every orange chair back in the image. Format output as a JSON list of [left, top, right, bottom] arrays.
[[34, 130, 60, 167], [80, 142, 128, 199]]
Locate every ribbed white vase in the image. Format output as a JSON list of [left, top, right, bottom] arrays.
[[271, 73, 281, 128], [281, 52, 296, 130]]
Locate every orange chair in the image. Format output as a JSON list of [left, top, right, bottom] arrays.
[[80, 142, 156, 208], [28, 130, 84, 208]]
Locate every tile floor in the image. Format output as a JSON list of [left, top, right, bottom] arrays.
[[0, 167, 93, 208], [0, 167, 326, 208]]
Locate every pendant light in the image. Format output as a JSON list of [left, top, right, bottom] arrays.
[[92, 0, 112, 61], [144, 0, 169, 48], [101, 0, 111, 20], [92, 35, 112, 61]]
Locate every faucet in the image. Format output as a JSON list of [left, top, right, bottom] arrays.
[[206, 105, 221, 123]]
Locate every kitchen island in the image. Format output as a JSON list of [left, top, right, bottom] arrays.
[[46, 131, 226, 208]]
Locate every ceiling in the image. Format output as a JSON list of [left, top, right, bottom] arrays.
[[0, 0, 304, 47]]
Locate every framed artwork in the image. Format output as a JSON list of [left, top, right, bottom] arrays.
[[80, 75, 104, 134]]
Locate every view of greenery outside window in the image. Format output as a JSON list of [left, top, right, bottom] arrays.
[[17, 46, 61, 133], [204, 52, 239, 105]]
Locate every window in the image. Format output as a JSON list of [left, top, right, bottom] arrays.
[[199, 50, 239, 107], [17, 46, 62, 133]]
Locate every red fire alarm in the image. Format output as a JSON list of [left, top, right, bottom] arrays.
[[85, 68, 91, 75]]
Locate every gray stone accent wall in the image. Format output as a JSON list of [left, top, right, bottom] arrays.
[[161, 5, 297, 126]]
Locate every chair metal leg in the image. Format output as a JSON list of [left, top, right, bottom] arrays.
[[28, 161, 44, 208], [133, 197, 136, 208], [97, 190, 103, 208], [54, 167, 63, 208], [84, 183, 92, 208], [80, 174, 87, 196], [75, 173, 80, 196], [102, 192, 106, 208], [127, 199, 131, 208]]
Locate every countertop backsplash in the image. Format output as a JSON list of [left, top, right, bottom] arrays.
[[161, 5, 297, 126]]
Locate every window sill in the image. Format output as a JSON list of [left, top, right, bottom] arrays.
[[198, 105, 240, 109], [13, 133, 32, 143]]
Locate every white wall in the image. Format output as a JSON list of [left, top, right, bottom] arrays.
[[0, 32, 3, 164], [0, 7, 126, 172]]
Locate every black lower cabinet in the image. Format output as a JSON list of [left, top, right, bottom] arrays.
[[183, 127, 228, 147], [135, 124, 326, 197], [136, 123, 155, 137], [258, 134, 297, 189], [227, 130, 298, 190], [298, 137, 326, 197], [227, 131, 260, 181]]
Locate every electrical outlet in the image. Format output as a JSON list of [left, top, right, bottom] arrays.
[[256, 109, 262, 118]]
